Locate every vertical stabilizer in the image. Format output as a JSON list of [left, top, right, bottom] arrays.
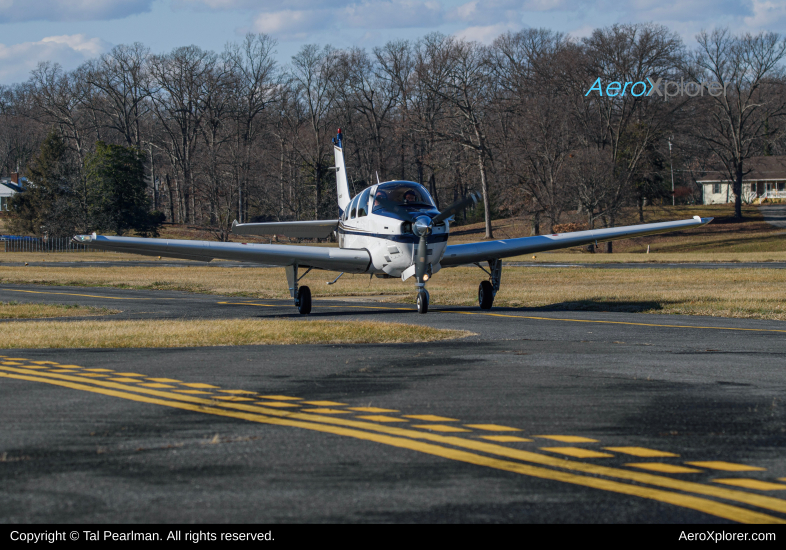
[[333, 129, 351, 215]]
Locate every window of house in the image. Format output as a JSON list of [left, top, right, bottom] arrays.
[[713, 183, 721, 194], [779, 182, 785, 192]]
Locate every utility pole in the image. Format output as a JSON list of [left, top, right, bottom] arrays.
[[669, 137, 675, 206]]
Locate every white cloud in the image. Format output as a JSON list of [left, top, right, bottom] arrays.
[[0, 0, 154, 22], [454, 22, 519, 43], [0, 34, 112, 85]]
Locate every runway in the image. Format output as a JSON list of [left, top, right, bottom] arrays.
[[1, 284, 786, 523]]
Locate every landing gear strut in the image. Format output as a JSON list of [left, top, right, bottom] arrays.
[[476, 258, 502, 310], [286, 264, 313, 315]]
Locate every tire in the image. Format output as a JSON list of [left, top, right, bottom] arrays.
[[297, 286, 312, 315], [478, 280, 494, 310], [417, 289, 429, 314]]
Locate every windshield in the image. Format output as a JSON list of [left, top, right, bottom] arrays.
[[372, 182, 436, 213]]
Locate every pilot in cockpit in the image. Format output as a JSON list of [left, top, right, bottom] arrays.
[[403, 190, 417, 204], [374, 190, 388, 207]]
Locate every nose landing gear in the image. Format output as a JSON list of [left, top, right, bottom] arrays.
[[417, 288, 430, 314]]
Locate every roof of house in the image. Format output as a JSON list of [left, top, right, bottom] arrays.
[[697, 156, 786, 183]]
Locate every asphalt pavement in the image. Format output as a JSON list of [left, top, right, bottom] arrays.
[[1, 284, 786, 524]]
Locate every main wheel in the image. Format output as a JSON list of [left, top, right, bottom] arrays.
[[297, 286, 312, 315], [417, 289, 429, 314], [478, 280, 494, 309]]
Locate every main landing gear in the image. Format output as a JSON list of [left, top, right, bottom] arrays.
[[286, 264, 313, 315], [476, 258, 502, 310]]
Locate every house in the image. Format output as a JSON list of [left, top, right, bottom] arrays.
[[697, 156, 786, 204], [0, 172, 26, 212]]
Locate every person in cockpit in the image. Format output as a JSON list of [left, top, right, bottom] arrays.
[[404, 190, 417, 203], [374, 190, 388, 207]]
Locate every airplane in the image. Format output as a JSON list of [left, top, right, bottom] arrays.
[[74, 129, 712, 315]]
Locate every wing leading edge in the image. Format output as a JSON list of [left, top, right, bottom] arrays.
[[72, 234, 371, 273], [440, 217, 713, 267]]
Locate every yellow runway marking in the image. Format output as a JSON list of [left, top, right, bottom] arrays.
[[259, 395, 301, 401], [535, 435, 598, 443], [355, 415, 408, 423], [1, 288, 178, 301], [218, 390, 257, 394], [182, 383, 219, 389], [714, 479, 786, 491], [149, 378, 182, 383], [256, 401, 299, 408], [3, 364, 786, 523], [413, 424, 471, 433], [465, 424, 521, 432], [1, 367, 783, 524], [687, 461, 767, 472], [303, 400, 346, 406], [541, 447, 615, 459], [108, 378, 142, 383], [627, 463, 703, 474], [212, 396, 255, 402], [114, 373, 146, 377], [140, 383, 175, 388], [403, 415, 458, 422], [605, 447, 679, 458], [453, 311, 786, 334], [349, 407, 399, 413], [301, 408, 351, 414], [481, 435, 532, 443]]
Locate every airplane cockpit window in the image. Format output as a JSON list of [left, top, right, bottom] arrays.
[[347, 194, 359, 219], [357, 188, 371, 217], [372, 182, 437, 213]]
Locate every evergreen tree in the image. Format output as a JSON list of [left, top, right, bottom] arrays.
[[84, 141, 162, 236], [7, 130, 75, 238]]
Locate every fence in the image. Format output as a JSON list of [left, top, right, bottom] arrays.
[[1, 236, 106, 253]]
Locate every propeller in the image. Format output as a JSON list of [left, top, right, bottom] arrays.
[[375, 191, 482, 285]]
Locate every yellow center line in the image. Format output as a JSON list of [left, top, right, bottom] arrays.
[[0, 368, 781, 525], [0, 288, 178, 301], [451, 311, 786, 334], [2, 364, 786, 520]]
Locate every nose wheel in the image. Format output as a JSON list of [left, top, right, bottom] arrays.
[[417, 289, 429, 314]]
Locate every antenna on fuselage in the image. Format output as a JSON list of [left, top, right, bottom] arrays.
[[376, 172, 380, 184]]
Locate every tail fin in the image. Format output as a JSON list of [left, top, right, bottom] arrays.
[[333, 129, 351, 216]]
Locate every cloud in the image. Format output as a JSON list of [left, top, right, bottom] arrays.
[[0, 34, 112, 85], [0, 0, 154, 22]]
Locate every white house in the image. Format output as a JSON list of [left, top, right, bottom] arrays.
[[697, 156, 786, 204], [0, 173, 26, 211]]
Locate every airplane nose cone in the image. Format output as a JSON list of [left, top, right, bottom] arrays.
[[413, 216, 432, 237]]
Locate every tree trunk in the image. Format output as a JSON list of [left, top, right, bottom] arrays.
[[734, 162, 743, 219], [478, 151, 493, 239]]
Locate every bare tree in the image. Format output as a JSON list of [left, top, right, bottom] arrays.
[[690, 28, 786, 218]]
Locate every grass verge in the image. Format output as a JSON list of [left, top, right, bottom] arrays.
[[0, 319, 470, 349], [0, 301, 118, 319]]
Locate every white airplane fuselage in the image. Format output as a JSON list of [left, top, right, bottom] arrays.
[[336, 181, 449, 279]]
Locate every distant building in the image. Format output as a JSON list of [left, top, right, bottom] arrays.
[[697, 156, 786, 204], [0, 173, 26, 212]]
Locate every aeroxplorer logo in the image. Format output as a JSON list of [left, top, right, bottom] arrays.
[[585, 77, 730, 98]]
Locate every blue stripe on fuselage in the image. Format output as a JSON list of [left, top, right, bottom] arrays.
[[337, 227, 449, 244]]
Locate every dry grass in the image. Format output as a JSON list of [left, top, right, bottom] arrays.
[[0, 318, 470, 349], [3, 264, 786, 320], [0, 301, 118, 319]]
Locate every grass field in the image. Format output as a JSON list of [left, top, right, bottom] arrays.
[[0, 319, 469, 349], [0, 301, 118, 319], [3, 264, 786, 321]]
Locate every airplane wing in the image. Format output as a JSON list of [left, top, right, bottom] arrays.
[[72, 234, 371, 272], [440, 217, 712, 266], [231, 219, 338, 239]]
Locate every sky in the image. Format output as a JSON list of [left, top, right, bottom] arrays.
[[0, 0, 785, 85]]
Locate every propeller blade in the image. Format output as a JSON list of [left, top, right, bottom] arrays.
[[415, 233, 428, 283], [432, 191, 481, 225], [374, 196, 416, 223]]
